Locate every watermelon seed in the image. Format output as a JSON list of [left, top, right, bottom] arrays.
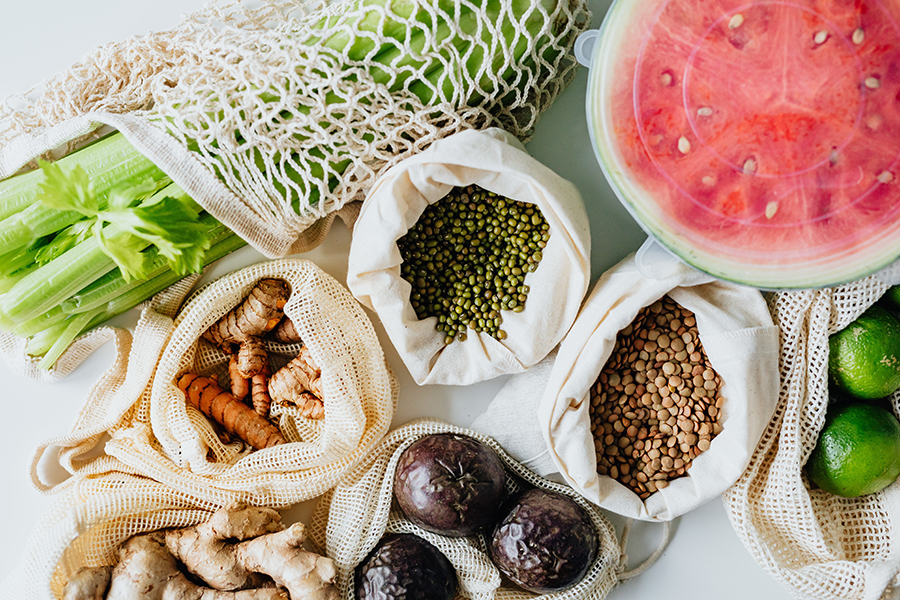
[[853, 28, 865, 45], [829, 149, 839, 166], [728, 14, 744, 29], [660, 71, 674, 86], [677, 137, 691, 154], [697, 107, 713, 117], [765, 202, 778, 219], [814, 30, 828, 44], [878, 171, 894, 184], [743, 159, 757, 174], [867, 115, 883, 130], [865, 76, 881, 89], [701, 175, 716, 186]]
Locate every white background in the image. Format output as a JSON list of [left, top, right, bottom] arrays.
[[0, 0, 794, 599]]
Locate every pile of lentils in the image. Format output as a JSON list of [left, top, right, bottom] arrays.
[[589, 296, 724, 499], [397, 185, 550, 344]]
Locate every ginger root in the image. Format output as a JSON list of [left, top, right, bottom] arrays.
[[179, 373, 285, 450], [166, 505, 283, 591], [237, 523, 338, 600], [66, 505, 338, 600], [63, 566, 112, 600], [104, 532, 287, 600], [204, 279, 290, 352], [269, 347, 324, 420]]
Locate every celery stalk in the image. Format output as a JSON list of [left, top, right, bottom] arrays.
[[0, 134, 169, 255], [36, 308, 105, 369]]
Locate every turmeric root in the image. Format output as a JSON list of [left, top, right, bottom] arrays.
[[63, 566, 112, 600], [166, 504, 283, 591], [237, 523, 338, 600], [251, 363, 273, 418], [237, 338, 269, 379], [203, 279, 290, 352], [270, 317, 302, 344], [229, 355, 250, 400], [269, 347, 323, 408], [105, 532, 287, 600], [179, 373, 285, 450]]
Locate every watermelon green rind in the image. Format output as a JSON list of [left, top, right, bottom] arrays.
[[586, 0, 900, 289]]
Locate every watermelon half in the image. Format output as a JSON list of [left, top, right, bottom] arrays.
[[588, 0, 900, 288]]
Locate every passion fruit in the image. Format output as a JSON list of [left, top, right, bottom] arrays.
[[393, 433, 507, 537], [488, 487, 598, 593], [354, 533, 457, 600]]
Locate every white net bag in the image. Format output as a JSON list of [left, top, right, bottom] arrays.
[[5, 259, 396, 599], [0, 0, 591, 258], [308, 418, 666, 600], [723, 277, 900, 600]]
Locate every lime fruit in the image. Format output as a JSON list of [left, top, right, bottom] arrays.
[[828, 306, 900, 399], [806, 402, 900, 497], [881, 285, 900, 312]]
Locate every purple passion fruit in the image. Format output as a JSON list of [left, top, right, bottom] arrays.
[[393, 433, 506, 537], [488, 488, 598, 593], [354, 533, 457, 600]]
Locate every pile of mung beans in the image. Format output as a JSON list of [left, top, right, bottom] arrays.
[[397, 185, 550, 344], [589, 296, 723, 499]]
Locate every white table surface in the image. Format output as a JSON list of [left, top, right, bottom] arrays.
[[0, 1, 795, 599]]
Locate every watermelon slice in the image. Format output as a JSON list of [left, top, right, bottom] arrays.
[[588, 0, 900, 288]]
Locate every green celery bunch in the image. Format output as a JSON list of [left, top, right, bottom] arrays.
[[0, 149, 245, 369]]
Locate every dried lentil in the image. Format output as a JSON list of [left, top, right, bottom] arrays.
[[588, 296, 723, 500]]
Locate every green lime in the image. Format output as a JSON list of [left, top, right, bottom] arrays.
[[806, 402, 900, 497], [880, 285, 900, 313], [828, 306, 900, 399]]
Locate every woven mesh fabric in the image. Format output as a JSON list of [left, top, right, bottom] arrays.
[[308, 418, 623, 600], [0, 0, 590, 257], [723, 277, 900, 600], [3, 259, 396, 599]]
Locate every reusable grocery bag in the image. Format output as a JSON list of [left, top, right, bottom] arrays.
[[8, 259, 396, 598], [307, 418, 668, 600], [347, 128, 591, 385], [0, 0, 589, 259], [477, 252, 780, 521], [724, 278, 900, 600]]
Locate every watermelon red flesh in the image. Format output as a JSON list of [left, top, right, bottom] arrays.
[[607, 0, 900, 266]]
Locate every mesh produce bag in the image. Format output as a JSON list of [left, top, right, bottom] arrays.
[[308, 419, 664, 600], [5, 259, 396, 599], [0, 0, 590, 258], [724, 278, 900, 600]]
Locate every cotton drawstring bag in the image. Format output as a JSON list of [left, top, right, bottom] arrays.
[[307, 418, 670, 600], [504, 252, 779, 521], [724, 278, 900, 600], [347, 127, 591, 386]]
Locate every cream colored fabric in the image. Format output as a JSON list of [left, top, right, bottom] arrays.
[[0, 0, 589, 258], [347, 128, 591, 385], [307, 418, 623, 600], [724, 278, 900, 600], [539, 253, 780, 521], [5, 259, 396, 600]]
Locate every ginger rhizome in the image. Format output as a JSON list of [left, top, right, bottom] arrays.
[[269, 347, 325, 420], [179, 373, 285, 449], [63, 566, 112, 600], [64, 505, 336, 600]]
